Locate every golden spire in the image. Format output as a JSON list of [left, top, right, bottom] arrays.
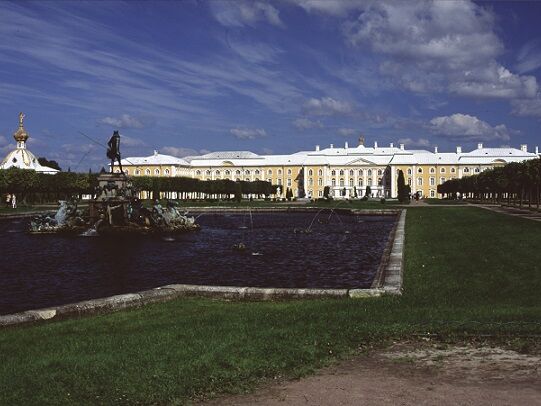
[[13, 112, 29, 144]]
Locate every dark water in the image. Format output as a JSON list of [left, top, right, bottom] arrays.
[[0, 211, 395, 315]]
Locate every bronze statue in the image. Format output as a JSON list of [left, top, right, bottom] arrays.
[[107, 130, 123, 173]]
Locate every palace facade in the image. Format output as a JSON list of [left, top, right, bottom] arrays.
[[116, 138, 540, 199]]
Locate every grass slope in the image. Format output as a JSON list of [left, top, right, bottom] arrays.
[[0, 207, 540, 404]]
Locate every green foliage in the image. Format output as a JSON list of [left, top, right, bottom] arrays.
[[397, 170, 409, 203], [37, 157, 61, 171], [323, 185, 330, 199], [365, 185, 371, 197]]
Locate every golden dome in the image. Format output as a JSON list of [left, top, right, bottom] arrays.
[[13, 112, 29, 143]]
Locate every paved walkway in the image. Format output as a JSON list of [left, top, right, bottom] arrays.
[[476, 204, 541, 222]]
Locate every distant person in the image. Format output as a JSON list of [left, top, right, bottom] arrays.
[[11, 194, 16, 209], [5, 194, 11, 208]]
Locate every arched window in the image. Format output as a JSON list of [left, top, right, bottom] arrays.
[[287, 169, 292, 175], [377, 169, 382, 176], [430, 177, 435, 186], [339, 170, 344, 176], [225, 170, 231, 175], [124, 169, 130, 175], [358, 169, 363, 176], [215, 170, 221, 176], [349, 178, 354, 186], [309, 178, 313, 186], [368, 169, 372, 176], [418, 168, 423, 174], [145, 169, 151, 175], [417, 177, 423, 186], [332, 178, 336, 186], [135, 169, 141, 176], [339, 178, 344, 186], [196, 170, 201, 175], [474, 167, 480, 173], [318, 169, 323, 176], [430, 167, 435, 174], [358, 179, 363, 186], [308, 169, 313, 176], [464, 167, 470, 173], [331, 170, 336, 176], [440, 167, 446, 173], [164, 169, 170, 176], [278, 169, 282, 175], [245, 169, 250, 175], [349, 169, 354, 176], [318, 178, 322, 186], [440, 177, 445, 184], [407, 168, 412, 175], [155, 169, 160, 176], [255, 169, 260, 175], [267, 169, 272, 175], [236, 170, 241, 175], [451, 167, 456, 173], [430, 190, 435, 198]]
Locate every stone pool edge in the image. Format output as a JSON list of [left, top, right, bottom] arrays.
[[0, 209, 406, 328]]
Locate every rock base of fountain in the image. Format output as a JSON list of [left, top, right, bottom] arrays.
[[29, 172, 199, 236]]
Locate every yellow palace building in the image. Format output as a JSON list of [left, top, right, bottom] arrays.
[[116, 137, 539, 199]]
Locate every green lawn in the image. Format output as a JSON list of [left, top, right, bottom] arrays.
[[0, 207, 540, 404]]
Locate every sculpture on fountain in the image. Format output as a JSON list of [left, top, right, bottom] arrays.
[[29, 131, 199, 235]]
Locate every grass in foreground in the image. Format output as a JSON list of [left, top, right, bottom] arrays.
[[0, 207, 540, 404]]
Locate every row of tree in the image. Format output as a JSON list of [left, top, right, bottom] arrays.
[[437, 158, 541, 208], [0, 168, 278, 203]]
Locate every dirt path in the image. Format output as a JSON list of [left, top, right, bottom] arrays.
[[203, 341, 541, 405]]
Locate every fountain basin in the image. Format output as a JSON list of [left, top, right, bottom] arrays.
[[0, 210, 398, 315]]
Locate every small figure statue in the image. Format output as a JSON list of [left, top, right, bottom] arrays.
[[107, 130, 123, 173]]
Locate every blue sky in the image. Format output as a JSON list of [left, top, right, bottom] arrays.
[[1, 0, 541, 170]]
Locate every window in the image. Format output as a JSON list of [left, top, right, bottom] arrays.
[[255, 169, 260, 175], [267, 178, 272, 183], [339, 179, 344, 187], [215, 170, 220, 176], [474, 167, 480, 173], [331, 170, 336, 176], [418, 168, 423, 174], [164, 169, 170, 176], [349, 169, 354, 176], [278, 169, 282, 175], [196, 170, 201, 175], [287, 169, 292, 175], [277, 179, 282, 185], [358, 169, 363, 176], [368, 169, 372, 176], [206, 170, 211, 175], [145, 169, 151, 175], [308, 169, 313, 176], [245, 170, 250, 175], [378, 177, 382, 186], [255, 178, 260, 181], [377, 169, 382, 176], [430, 190, 435, 198], [267, 169, 272, 175], [407, 168, 412, 175], [349, 178, 354, 186], [430, 177, 435, 186], [417, 177, 423, 186], [115, 169, 121, 174], [318, 179, 323, 186], [408, 178, 412, 186], [332, 178, 336, 186], [225, 170, 231, 175], [464, 167, 470, 173], [135, 169, 141, 175], [308, 178, 313, 186], [338, 169, 343, 176], [318, 169, 323, 176], [236, 170, 241, 175], [430, 167, 435, 174], [318, 190, 323, 197], [125, 169, 129, 175], [440, 177, 445, 184], [287, 179, 291, 187], [451, 168, 456, 173], [358, 179, 363, 186], [440, 167, 446, 173]]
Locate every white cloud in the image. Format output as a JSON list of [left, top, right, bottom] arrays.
[[0, 135, 8, 147], [210, 0, 283, 27], [119, 135, 146, 147], [511, 97, 541, 119], [515, 38, 541, 74], [397, 137, 431, 148], [303, 97, 353, 116], [161, 146, 200, 157], [289, 0, 363, 16], [230, 127, 267, 140], [338, 128, 357, 136], [339, 1, 538, 100], [98, 114, 144, 129], [293, 117, 323, 129], [429, 113, 512, 141]]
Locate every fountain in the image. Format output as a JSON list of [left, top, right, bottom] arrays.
[[29, 131, 199, 236]]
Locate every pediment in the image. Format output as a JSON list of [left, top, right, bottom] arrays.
[[344, 157, 378, 166]]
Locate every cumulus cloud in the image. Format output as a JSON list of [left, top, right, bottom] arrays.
[[339, 1, 537, 100], [397, 138, 431, 148], [429, 113, 512, 141], [303, 97, 353, 116], [120, 135, 146, 147], [230, 127, 267, 140], [293, 117, 323, 129], [210, 0, 282, 27], [338, 128, 357, 136], [98, 114, 144, 129]]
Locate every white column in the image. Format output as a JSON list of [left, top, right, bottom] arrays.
[[391, 166, 397, 198]]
